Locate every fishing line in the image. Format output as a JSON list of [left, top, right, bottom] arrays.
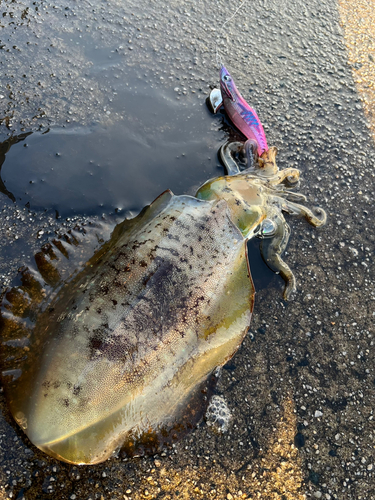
[[215, 0, 249, 68]]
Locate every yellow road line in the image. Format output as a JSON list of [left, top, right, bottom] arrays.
[[152, 396, 305, 500], [338, 0, 375, 133], [244, 397, 305, 500]]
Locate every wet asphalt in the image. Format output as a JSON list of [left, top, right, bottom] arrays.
[[0, 0, 374, 499]]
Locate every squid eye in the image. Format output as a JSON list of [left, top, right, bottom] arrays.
[[261, 219, 277, 237], [223, 75, 231, 82], [255, 219, 277, 239]]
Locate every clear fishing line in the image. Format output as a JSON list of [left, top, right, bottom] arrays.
[[215, 0, 249, 67]]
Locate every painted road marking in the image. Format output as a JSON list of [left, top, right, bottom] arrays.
[[338, 0, 375, 134]]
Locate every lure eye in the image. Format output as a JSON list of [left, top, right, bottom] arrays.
[[223, 75, 232, 82]]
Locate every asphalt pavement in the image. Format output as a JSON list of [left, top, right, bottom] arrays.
[[0, 0, 374, 499]]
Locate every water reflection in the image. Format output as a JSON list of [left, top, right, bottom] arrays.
[[0, 132, 32, 203], [0, 85, 224, 217]]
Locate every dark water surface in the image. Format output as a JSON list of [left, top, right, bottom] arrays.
[[1, 84, 221, 216]]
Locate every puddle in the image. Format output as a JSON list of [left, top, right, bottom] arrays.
[[1, 83, 224, 217]]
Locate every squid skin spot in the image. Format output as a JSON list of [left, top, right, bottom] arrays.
[[63, 399, 70, 407], [89, 337, 103, 351], [158, 247, 179, 257], [167, 234, 180, 241], [139, 261, 148, 267], [112, 300, 117, 306]]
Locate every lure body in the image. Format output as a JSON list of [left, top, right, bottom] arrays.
[[218, 66, 268, 156]]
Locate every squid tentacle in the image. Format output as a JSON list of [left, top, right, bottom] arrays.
[[272, 196, 327, 227], [260, 212, 296, 300]]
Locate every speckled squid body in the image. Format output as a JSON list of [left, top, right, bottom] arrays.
[[1, 189, 256, 464]]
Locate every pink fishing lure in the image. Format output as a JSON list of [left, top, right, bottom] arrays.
[[220, 66, 268, 156]]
